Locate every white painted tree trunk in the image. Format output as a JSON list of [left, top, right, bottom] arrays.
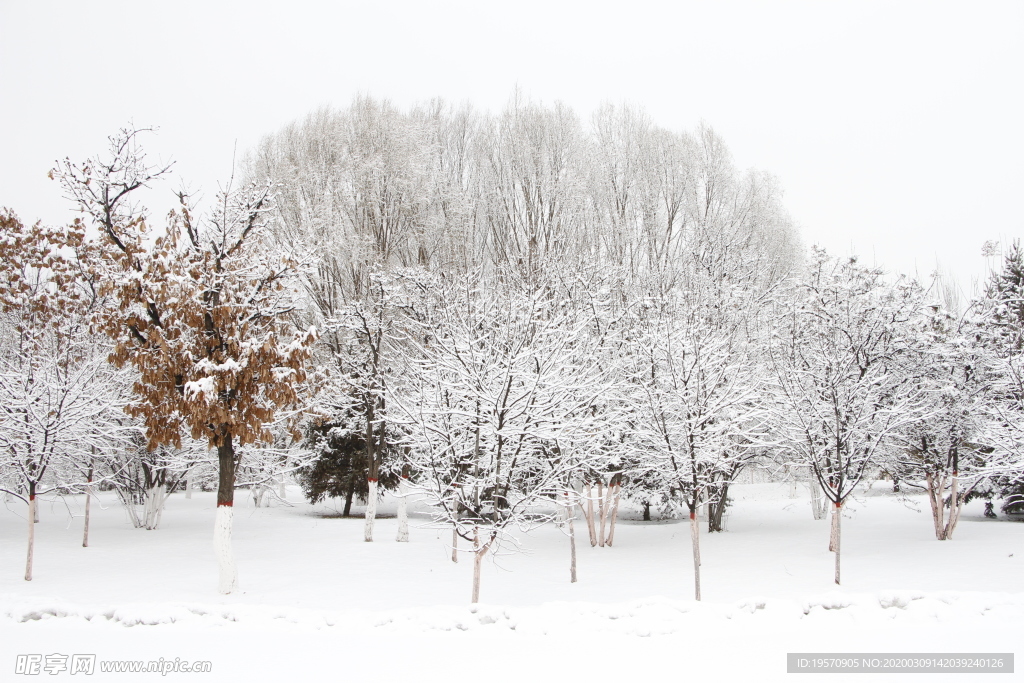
[[810, 477, 827, 520], [83, 481, 93, 548], [689, 511, 701, 601], [33, 498, 39, 523], [606, 484, 621, 546], [143, 484, 166, 530], [584, 483, 597, 546], [396, 476, 409, 542], [364, 478, 378, 542], [185, 471, 193, 499], [278, 475, 286, 500], [832, 502, 842, 585], [25, 495, 35, 581], [156, 485, 167, 528], [143, 486, 154, 529], [123, 497, 143, 529], [566, 493, 578, 583], [213, 505, 238, 594], [451, 526, 459, 563], [829, 499, 839, 551], [596, 480, 607, 547]]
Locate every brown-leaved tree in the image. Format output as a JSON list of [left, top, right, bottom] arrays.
[[53, 129, 317, 593]]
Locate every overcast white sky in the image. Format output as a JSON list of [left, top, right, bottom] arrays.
[[2, 0, 1021, 294]]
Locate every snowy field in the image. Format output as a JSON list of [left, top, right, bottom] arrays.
[[2, 482, 1021, 681]]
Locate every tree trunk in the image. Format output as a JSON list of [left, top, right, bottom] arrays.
[[153, 486, 167, 529], [215, 436, 238, 595], [832, 501, 842, 585], [566, 494, 578, 583], [278, 474, 286, 500], [926, 472, 946, 540], [363, 406, 378, 542], [122, 490, 143, 529], [25, 491, 35, 581], [452, 526, 459, 563], [945, 471, 961, 539], [343, 478, 355, 517], [810, 476, 827, 521], [643, 501, 651, 521], [829, 499, 840, 552], [396, 473, 409, 542], [708, 483, 730, 533], [364, 478, 378, 542], [185, 470, 193, 499], [597, 479, 607, 548], [606, 483, 621, 546], [689, 510, 701, 601], [83, 459, 94, 548], [471, 526, 485, 603], [144, 484, 166, 530], [584, 483, 597, 546], [144, 485, 155, 528]]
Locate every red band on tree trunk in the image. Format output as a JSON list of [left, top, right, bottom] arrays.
[[368, 478, 378, 483], [29, 494, 35, 500], [218, 501, 233, 507], [690, 512, 696, 519]]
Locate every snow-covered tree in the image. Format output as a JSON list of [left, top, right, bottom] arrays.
[[481, 96, 590, 281], [625, 284, 765, 600], [892, 299, 991, 539], [53, 129, 317, 594], [104, 434, 203, 529], [0, 210, 133, 579], [974, 242, 1024, 513], [298, 408, 402, 516], [329, 271, 415, 541], [395, 269, 611, 600], [768, 249, 927, 584]]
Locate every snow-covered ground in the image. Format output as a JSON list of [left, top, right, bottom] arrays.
[[2, 482, 1021, 681]]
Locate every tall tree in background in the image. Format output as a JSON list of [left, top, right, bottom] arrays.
[[482, 97, 589, 281], [53, 129, 317, 593], [247, 102, 437, 540], [244, 95, 801, 564]]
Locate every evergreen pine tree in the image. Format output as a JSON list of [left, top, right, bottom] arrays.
[[981, 241, 1024, 512], [984, 241, 1024, 352]]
